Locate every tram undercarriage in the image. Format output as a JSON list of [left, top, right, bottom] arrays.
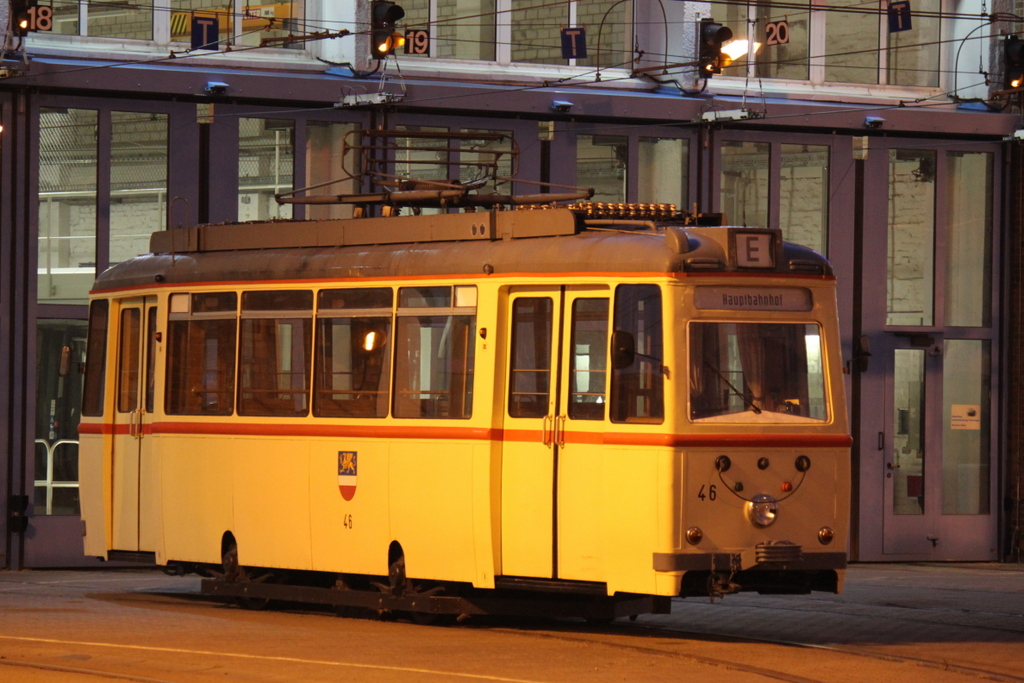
[[179, 555, 840, 620], [189, 562, 671, 621]]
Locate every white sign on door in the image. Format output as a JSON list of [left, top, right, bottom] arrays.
[[950, 404, 981, 430]]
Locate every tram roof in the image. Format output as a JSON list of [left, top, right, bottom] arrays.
[[93, 209, 833, 291]]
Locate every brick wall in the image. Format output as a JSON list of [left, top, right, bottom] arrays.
[[510, 0, 565, 64]]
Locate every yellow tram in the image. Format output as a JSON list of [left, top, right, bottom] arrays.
[[77, 129, 848, 618], [77, 203, 850, 618]]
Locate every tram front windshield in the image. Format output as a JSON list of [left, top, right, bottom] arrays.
[[689, 322, 827, 423]]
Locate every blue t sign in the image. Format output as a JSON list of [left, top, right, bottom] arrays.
[[561, 28, 587, 59], [192, 16, 219, 50], [888, 1, 912, 32]]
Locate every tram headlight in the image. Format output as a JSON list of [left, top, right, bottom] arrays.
[[745, 494, 778, 528], [685, 526, 704, 545], [818, 527, 835, 545]]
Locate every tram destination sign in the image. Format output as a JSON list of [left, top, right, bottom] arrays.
[[695, 286, 812, 311]]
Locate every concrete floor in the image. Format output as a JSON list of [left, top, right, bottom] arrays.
[[0, 563, 1021, 682]]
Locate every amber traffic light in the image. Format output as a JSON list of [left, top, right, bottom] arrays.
[[1005, 36, 1024, 89], [698, 19, 733, 77], [371, 1, 406, 59]]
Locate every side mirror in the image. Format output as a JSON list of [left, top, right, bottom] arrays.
[[58, 345, 72, 377], [611, 330, 636, 369]]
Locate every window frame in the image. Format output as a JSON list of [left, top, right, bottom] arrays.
[[40, 0, 306, 46], [82, 299, 110, 417], [392, 285, 477, 420], [609, 283, 664, 425], [237, 289, 314, 418], [711, 130, 835, 257], [314, 287, 395, 419], [713, 0, 948, 89], [164, 291, 239, 416]]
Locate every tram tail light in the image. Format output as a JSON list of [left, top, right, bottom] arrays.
[[818, 527, 835, 545], [685, 527, 704, 545]]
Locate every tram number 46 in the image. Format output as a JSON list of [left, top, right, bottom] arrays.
[[697, 484, 718, 501], [342, 514, 354, 529]]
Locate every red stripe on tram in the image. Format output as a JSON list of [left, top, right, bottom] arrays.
[[80, 420, 851, 449]]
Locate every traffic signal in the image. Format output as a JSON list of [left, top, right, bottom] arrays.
[[698, 19, 733, 77], [371, 1, 405, 59], [1005, 35, 1024, 90], [11, 0, 36, 37]]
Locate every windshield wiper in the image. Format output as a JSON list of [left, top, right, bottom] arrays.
[[702, 361, 761, 414]]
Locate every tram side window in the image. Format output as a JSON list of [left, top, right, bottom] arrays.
[[82, 300, 109, 417], [394, 285, 476, 419], [146, 307, 157, 414], [610, 285, 664, 424], [239, 290, 313, 417], [117, 308, 142, 413], [315, 288, 394, 418], [166, 292, 238, 416], [509, 297, 553, 418], [569, 298, 609, 421]]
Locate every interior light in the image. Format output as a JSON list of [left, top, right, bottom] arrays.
[[363, 331, 378, 352]]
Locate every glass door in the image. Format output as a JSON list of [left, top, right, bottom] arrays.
[[880, 336, 995, 559], [500, 285, 610, 578], [111, 296, 158, 553], [860, 143, 999, 561], [882, 340, 936, 555], [501, 288, 561, 578]]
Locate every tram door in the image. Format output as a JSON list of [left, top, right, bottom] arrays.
[[878, 334, 996, 559], [110, 297, 158, 552], [501, 285, 609, 578]]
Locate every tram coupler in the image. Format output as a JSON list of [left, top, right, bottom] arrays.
[[708, 572, 741, 601]]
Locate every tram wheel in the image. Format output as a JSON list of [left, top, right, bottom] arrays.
[[222, 543, 242, 582], [388, 556, 407, 596], [221, 540, 272, 611]]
